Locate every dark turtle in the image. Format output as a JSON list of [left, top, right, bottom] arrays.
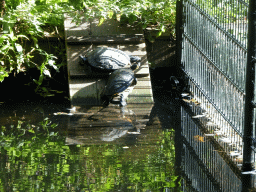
[[79, 47, 141, 72], [101, 64, 138, 106]]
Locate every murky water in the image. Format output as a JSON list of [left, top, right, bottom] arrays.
[[0, 91, 243, 192], [0, 97, 183, 192]]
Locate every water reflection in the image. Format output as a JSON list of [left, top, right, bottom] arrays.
[[0, 99, 181, 191], [0, 94, 243, 191]]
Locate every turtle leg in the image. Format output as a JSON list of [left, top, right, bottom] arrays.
[[79, 56, 87, 65], [130, 63, 140, 71], [100, 88, 110, 106], [101, 95, 110, 106], [120, 92, 129, 107], [131, 77, 137, 86], [79, 56, 93, 73]]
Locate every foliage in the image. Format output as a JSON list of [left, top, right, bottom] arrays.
[[0, 117, 69, 191], [0, 0, 176, 96], [1, 0, 68, 96], [72, 0, 177, 37], [196, 0, 248, 23]]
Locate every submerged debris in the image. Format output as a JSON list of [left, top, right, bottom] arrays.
[[127, 131, 141, 135], [219, 137, 232, 143], [192, 114, 206, 118], [194, 135, 205, 142], [230, 151, 241, 156]]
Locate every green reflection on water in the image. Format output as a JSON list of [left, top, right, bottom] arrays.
[[0, 118, 181, 192]]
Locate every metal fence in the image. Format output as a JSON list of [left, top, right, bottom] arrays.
[[179, 102, 242, 191], [176, 0, 256, 190], [179, 0, 249, 163]]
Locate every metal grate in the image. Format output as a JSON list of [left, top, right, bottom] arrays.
[[179, 0, 249, 161], [176, 0, 256, 190]]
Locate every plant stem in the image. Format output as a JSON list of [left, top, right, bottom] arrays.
[[0, 0, 5, 17]]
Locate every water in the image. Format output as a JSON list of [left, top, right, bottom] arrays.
[[0, 96, 183, 192], [0, 90, 244, 191]]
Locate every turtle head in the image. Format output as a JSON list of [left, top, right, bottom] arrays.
[[129, 55, 141, 63], [79, 56, 88, 66], [130, 55, 141, 70], [130, 63, 140, 71]]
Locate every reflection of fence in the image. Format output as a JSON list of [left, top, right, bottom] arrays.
[[176, 0, 256, 190]]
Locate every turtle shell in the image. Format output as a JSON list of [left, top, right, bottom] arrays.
[[86, 47, 131, 71], [104, 68, 135, 96]]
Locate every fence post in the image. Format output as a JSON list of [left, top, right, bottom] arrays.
[[242, 0, 256, 191], [176, 0, 183, 68]]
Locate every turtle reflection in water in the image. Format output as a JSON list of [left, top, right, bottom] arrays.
[[79, 47, 141, 73], [101, 114, 141, 142], [87, 107, 141, 142], [101, 64, 139, 106], [101, 120, 134, 142]]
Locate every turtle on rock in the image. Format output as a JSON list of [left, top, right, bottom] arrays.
[[101, 64, 139, 107], [79, 47, 141, 73]]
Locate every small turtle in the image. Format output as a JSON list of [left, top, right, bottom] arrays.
[[79, 47, 141, 73], [101, 64, 138, 106]]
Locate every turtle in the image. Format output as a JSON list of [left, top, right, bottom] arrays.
[[79, 47, 141, 73], [101, 64, 139, 106]]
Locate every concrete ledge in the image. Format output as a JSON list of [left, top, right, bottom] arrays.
[[64, 15, 154, 106]]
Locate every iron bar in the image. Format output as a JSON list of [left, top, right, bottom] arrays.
[[175, 0, 183, 69], [182, 69, 243, 138], [181, 104, 242, 191], [179, 0, 254, 189], [183, 32, 246, 93], [242, 0, 256, 190], [186, 0, 248, 52]]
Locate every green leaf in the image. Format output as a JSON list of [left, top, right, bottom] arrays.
[[28, 129, 35, 133], [156, 31, 162, 37], [98, 17, 105, 26], [0, 68, 9, 82], [0, 35, 9, 45], [31, 37, 38, 48], [39, 74, 44, 83], [108, 11, 114, 19], [17, 34, 29, 40], [48, 59, 58, 70], [160, 24, 166, 32], [35, 24, 44, 34], [33, 79, 39, 84], [49, 132, 56, 136], [48, 59, 55, 66], [8, 30, 15, 41], [0, 45, 10, 52], [42, 87, 49, 92], [43, 69, 51, 77], [142, 24, 148, 29], [15, 43, 23, 53]]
